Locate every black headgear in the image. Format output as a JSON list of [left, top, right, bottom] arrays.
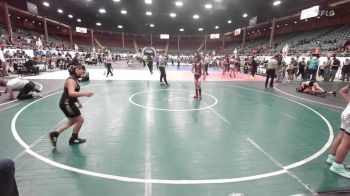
[[68, 64, 82, 75]]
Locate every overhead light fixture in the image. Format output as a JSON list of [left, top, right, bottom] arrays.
[[193, 14, 199, 19], [170, 13, 176, 17], [175, 1, 183, 7], [273, 1, 281, 6], [294, 21, 298, 24], [198, 28, 204, 31], [43, 2, 50, 7], [179, 28, 184, 31], [17, 17, 20, 19], [205, 4, 213, 9], [118, 25, 123, 29], [243, 13, 248, 18], [121, 10, 127, 14], [145, 0, 152, 4], [146, 11, 152, 16], [150, 24, 154, 27], [215, 26, 219, 29], [68, 14, 73, 18], [227, 20, 232, 24], [57, 27, 60, 29], [99, 8, 106, 14], [57, 9, 63, 13], [77, 18, 82, 22], [113, 0, 120, 2], [96, 22, 102, 26]]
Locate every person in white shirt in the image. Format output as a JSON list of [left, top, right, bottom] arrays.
[[327, 84, 350, 178], [0, 45, 8, 77], [265, 55, 278, 88], [0, 77, 41, 100]]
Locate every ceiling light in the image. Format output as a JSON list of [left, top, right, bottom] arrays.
[[170, 13, 176, 17], [228, 20, 232, 24], [193, 14, 199, 19], [17, 17, 20, 19], [215, 26, 219, 29], [285, 23, 288, 26], [294, 21, 298, 24], [150, 24, 154, 27], [57, 27, 60, 29], [145, 0, 152, 4], [198, 28, 203, 31], [179, 28, 184, 31], [146, 11, 152, 16], [77, 18, 82, 22], [243, 13, 248, 18], [68, 14, 73, 18], [99, 9, 106, 14], [58, 9, 63, 13], [113, 0, 120, 2], [96, 22, 101, 26], [43, 2, 50, 7], [118, 25, 123, 29], [273, 1, 281, 6], [205, 4, 213, 9], [121, 10, 127, 14], [175, 1, 183, 7]]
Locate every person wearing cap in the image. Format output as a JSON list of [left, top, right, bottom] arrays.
[[49, 64, 94, 147], [0, 77, 41, 100]]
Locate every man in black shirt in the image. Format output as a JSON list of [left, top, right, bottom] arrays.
[[330, 54, 341, 82]]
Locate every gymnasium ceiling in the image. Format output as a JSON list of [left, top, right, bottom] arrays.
[[7, 0, 331, 34]]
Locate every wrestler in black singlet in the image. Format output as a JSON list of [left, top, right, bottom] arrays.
[[59, 76, 81, 117]]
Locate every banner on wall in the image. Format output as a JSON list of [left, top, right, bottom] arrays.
[[27, 2, 38, 15], [249, 16, 257, 27], [234, 28, 241, 36]]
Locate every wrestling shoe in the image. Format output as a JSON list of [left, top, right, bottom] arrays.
[[69, 137, 86, 145], [330, 162, 350, 179], [49, 131, 58, 147], [327, 154, 350, 169]]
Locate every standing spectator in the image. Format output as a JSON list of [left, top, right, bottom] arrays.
[[296, 57, 306, 80], [203, 54, 209, 75], [330, 54, 341, 82], [251, 56, 258, 78], [307, 55, 319, 81], [105, 53, 113, 77], [177, 55, 180, 70], [323, 56, 332, 82], [341, 59, 350, 82], [0, 45, 8, 77]]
